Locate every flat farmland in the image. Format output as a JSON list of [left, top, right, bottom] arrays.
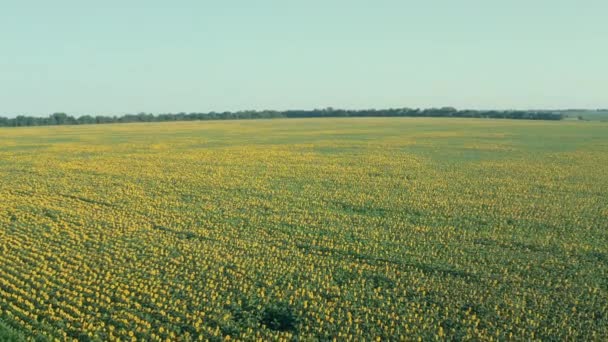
[[1, 118, 607, 340]]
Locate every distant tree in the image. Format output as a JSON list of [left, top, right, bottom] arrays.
[[0, 107, 564, 128], [50, 112, 69, 125], [77, 115, 95, 125]]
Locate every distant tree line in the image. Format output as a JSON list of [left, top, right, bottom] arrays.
[[0, 107, 566, 127]]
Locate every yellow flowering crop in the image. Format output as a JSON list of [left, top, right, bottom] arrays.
[[0, 118, 607, 340]]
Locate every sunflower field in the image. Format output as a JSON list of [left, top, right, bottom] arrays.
[[1, 118, 607, 341]]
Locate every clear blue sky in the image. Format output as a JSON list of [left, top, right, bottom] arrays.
[[1, 0, 606, 116]]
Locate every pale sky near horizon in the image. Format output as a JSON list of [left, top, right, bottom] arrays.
[[1, 0, 607, 117]]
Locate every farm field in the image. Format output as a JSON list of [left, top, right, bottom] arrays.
[[1, 117, 607, 340]]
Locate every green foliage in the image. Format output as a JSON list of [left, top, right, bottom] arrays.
[[0, 107, 568, 127], [261, 302, 299, 332], [0, 320, 25, 342]]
